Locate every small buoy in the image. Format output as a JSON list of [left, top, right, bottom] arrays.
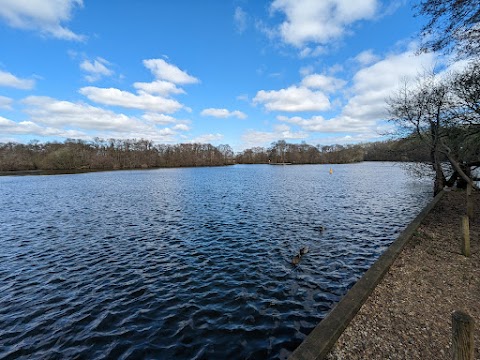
[[329, 168, 333, 174], [300, 246, 309, 255], [292, 254, 301, 266]]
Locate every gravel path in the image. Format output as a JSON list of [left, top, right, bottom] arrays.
[[326, 190, 479, 359]]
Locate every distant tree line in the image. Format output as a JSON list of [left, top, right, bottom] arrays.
[[236, 137, 431, 165], [0, 136, 434, 173], [0, 138, 234, 171]]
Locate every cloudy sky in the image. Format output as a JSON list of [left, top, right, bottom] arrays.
[[0, 0, 452, 151]]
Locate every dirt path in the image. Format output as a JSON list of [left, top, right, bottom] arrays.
[[326, 190, 479, 359]]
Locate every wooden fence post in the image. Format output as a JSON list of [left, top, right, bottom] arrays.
[[466, 183, 473, 220], [452, 311, 474, 360], [461, 216, 470, 257]]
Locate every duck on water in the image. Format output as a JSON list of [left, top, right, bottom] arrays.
[[291, 246, 309, 266]]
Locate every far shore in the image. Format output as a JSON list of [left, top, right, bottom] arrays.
[[0, 164, 236, 176], [0, 160, 414, 177]]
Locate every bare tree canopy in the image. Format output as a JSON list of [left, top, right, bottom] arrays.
[[388, 63, 480, 195], [415, 0, 480, 57]]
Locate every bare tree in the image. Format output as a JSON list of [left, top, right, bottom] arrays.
[[415, 0, 480, 58], [216, 144, 234, 165], [388, 66, 480, 195], [388, 72, 451, 195], [447, 61, 480, 184]]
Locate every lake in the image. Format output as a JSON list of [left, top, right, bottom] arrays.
[[0, 162, 431, 359]]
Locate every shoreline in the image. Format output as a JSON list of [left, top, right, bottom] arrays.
[[290, 190, 479, 359], [0, 164, 235, 177], [0, 161, 426, 177]]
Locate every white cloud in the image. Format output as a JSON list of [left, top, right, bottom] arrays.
[[299, 46, 326, 58], [301, 74, 346, 93], [253, 85, 330, 112], [343, 50, 436, 122], [314, 132, 384, 145], [11, 96, 186, 143], [142, 113, 191, 131], [80, 57, 114, 82], [270, 0, 378, 47], [142, 113, 177, 124], [76, 58, 198, 115], [354, 49, 380, 66], [133, 80, 186, 97], [79, 86, 184, 113], [276, 48, 436, 142], [190, 133, 224, 144], [273, 123, 308, 138], [234, 7, 247, 33], [143, 59, 199, 85], [0, 0, 85, 41], [173, 123, 190, 131], [241, 130, 279, 148], [0, 96, 13, 110], [201, 108, 247, 119], [299, 66, 314, 77], [0, 70, 35, 89], [241, 125, 307, 148], [22, 96, 147, 131], [278, 114, 375, 133], [0, 116, 34, 133], [0, 115, 87, 138], [439, 57, 472, 78], [0, 136, 20, 143], [236, 94, 249, 102]]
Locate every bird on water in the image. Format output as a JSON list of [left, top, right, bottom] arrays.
[[292, 254, 301, 266], [292, 246, 309, 265]]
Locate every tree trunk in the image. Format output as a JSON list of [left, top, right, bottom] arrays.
[[433, 148, 446, 196], [443, 147, 479, 190], [446, 171, 459, 187], [434, 165, 446, 195], [456, 165, 472, 189]]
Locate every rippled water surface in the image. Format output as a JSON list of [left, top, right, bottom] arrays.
[[0, 163, 431, 359]]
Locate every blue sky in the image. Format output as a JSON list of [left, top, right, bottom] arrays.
[[0, 0, 459, 151]]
